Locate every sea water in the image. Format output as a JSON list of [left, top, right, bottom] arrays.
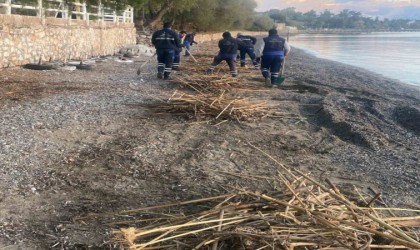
[[291, 32, 420, 86]]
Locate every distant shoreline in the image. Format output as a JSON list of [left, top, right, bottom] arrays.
[[285, 31, 420, 88], [293, 45, 420, 88], [289, 46, 420, 93]]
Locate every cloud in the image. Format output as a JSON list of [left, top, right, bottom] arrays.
[[256, 0, 420, 18]]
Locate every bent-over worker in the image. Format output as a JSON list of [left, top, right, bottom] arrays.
[[207, 32, 244, 77], [237, 33, 258, 68]]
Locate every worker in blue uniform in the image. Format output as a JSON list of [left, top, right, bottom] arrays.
[[183, 32, 197, 57], [236, 33, 258, 68], [260, 29, 291, 87], [207, 32, 244, 77], [173, 31, 187, 70], [151, 22, 182, 80]]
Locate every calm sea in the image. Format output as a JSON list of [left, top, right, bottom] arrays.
[[291, 32, 420, 86]]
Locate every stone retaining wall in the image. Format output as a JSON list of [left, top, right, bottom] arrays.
[[0, 15, 136, 68]]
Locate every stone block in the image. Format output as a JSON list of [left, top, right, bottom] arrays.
[[24, 16, 42, 27], [1, 15, 11, 25], [12, 15, 24, 27]]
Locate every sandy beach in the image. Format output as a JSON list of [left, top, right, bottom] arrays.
[[0, 45, 419, 248]]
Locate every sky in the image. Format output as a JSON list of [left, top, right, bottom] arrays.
[[255, 0, 420, 19]]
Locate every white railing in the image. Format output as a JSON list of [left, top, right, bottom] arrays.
[[0, 0, 133, 23]]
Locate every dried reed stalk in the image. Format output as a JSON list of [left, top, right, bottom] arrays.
[[149, 91, 269, 121], [173, 71, 262, 94], [112, 146, 420, 249]]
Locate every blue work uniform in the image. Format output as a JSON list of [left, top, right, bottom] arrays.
[[207, 35, 242, 77], [173, 33, 185, 70], [261, 35, 287, 84], [237, 35, 258, 68], [151, 28, 182, 79], [183, 33, 196, 56]]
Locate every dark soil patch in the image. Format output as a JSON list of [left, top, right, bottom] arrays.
[[279, 83, 322, 94], [348, 96, 385, 120], [393, 106, 420, 136], [0, 79, 92, 104], [302, 101, 371, 148]]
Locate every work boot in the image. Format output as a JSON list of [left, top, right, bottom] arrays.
[[271, 77, 281, 87], [164, 72, 171, 80], [272, 77, 279, 85], [172, 66, 179, 71], [265, 77, 271, 87], [240, 62, 245, 67], [157, 65, 164, 79]]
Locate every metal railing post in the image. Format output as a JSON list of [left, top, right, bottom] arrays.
[[97, 0, 102, 21], [63, 1, 69, 19], [5, 0, 11, 15], [82, 1, 87, 20], [37, 0, 42, 17]]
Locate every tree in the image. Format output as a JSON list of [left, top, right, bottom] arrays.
[[131, 0, 198, 27], [267, 9, 286, 23], [180, 0, 257, 31], [303, 10, 317, 29], [251, 14, 275, 31]]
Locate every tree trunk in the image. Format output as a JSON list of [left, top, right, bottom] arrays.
[[147, 2, 173, 28], [134, 8, 145, 30]]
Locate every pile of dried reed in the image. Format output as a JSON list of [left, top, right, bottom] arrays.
[[180, 60, 260, 76], [174, 74, 254, 93], [113, 145, 420, 250], [152, 90, 269, 121], [181, 62, 231, 75]]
